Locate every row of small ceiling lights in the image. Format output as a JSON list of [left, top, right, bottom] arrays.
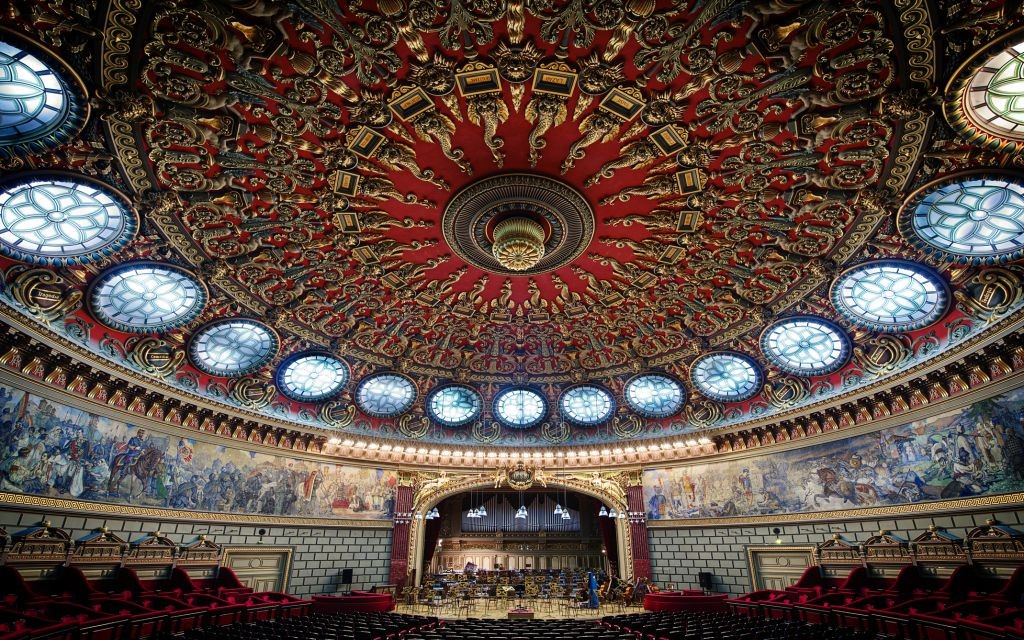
[[1, 37, 1024, 428]]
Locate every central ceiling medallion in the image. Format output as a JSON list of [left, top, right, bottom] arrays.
[[492, 217, 546, 270], [443, 173, 594, 276]]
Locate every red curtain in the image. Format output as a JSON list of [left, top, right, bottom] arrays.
[[597, 514, 619, 575], [420, 517, 444, 572]]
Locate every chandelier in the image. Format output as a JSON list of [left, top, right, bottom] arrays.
[[492, 217, 546, 271]]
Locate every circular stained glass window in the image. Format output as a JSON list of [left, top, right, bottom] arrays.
[[0, 175, 136, 265], [276, 352, 349, 402], [901, 175, 1024, 263], [0, 37, 86, 156], [493, 387, 547, 429], [690, 352, 763, 403], [761, 316, 851, 376], [356, 373, 416, 418], [188, 319, 278, 377], [89, 263, 206, 333], [832, 260, 948, 332], [559, 385, 614, 426], [961, 38, 1024, 144], [427, 385, 482, 427], [624, 374, 684, 419]]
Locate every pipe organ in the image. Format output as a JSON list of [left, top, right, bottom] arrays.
[[431, 491, 605, 573]]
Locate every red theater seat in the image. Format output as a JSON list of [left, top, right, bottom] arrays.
[[726, 590, 791, 617], [791, 591, 862, 626], [87, 600, 166, 640], [135, 595, 207, 634], [0, 608, 75, 640], [175, 594, 246, 627], [914, 600, 1020, 640], [311, 592, 395, 614], [19, 602, 128, 640], [643, 591, 729, 613]]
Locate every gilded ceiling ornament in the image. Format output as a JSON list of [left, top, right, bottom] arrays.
[[472, 419, 501, 443], [409, 106, 472, 175], [6, 266, 83, 325], [125, 337, 186, 376], [398, 413, 430, 439], [0, 0, 990, 450], [599, 172, 680, 204]]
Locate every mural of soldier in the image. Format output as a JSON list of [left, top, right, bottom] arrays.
[[644, 385, 1024, 519], [0, 386, 397, 520]]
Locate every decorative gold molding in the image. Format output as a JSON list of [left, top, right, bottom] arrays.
[[100, 0, 142, 90], [0, 492, 393, 529], [647, 491, 1024, 529]]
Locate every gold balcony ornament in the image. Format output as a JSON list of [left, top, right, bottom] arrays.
[[492, 216, 546, 271]]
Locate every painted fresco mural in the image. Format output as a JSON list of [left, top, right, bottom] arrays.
[[0, 384, 396, 519], [644, 385, 1024, 520]]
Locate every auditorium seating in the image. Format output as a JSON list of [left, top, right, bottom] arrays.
[[603, 611, 876, 639], [0, 523, 313, 639], [728, 521, 1024, 639], [181, 612, 437, 640]]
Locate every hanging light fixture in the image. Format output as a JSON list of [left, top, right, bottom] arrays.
[[415, 510, 424, 520], [599, 505, 608, 517], [478, 492, 487, 517], [561, 510, 571, 521], [428, 507, 440, 519], [554, 502, 563, 516], [607, 508, 617, 518], [515, 491, 528, 519], [617, 510, 627, 519]]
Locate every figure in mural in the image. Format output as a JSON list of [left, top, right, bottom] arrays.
[[643, 386, 1024, 519], [108, 429, 163, 499], [0, 386, 397, 520]]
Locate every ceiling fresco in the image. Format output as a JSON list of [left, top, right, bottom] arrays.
[[0, 0, 1022, 450]]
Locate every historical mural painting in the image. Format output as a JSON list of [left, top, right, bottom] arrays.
[[0, 384, 396, 519], [644, 385, 1024, 520]]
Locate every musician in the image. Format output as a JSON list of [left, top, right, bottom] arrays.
[[634, 577, 652, 599]]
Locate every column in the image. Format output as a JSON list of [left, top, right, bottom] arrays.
[[388, 478, 415, 587], [626, 482, 651, 580]]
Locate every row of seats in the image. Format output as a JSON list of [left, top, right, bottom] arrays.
[[727, 563, 1024, 640], [180, 612, 437, 640], [602, 611, 879, 640], [0, 563, 311, 640]]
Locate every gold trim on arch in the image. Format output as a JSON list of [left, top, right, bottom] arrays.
[[406, 473, 633, 583]]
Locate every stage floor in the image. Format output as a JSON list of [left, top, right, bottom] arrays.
[[394, 599, 646, 620]]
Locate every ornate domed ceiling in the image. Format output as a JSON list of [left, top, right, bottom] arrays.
[[0, 0, 1023, 453]]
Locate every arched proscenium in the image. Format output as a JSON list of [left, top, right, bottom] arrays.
[[405, 473, 634, 586]]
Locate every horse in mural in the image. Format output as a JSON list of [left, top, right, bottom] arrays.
[[107, 448, 162, 499], [813, 468, 879, 506]]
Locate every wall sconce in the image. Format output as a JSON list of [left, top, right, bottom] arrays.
[[773, 527, 782, 545]]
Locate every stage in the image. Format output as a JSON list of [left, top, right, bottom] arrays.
[[394, 597, 644, 620]]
